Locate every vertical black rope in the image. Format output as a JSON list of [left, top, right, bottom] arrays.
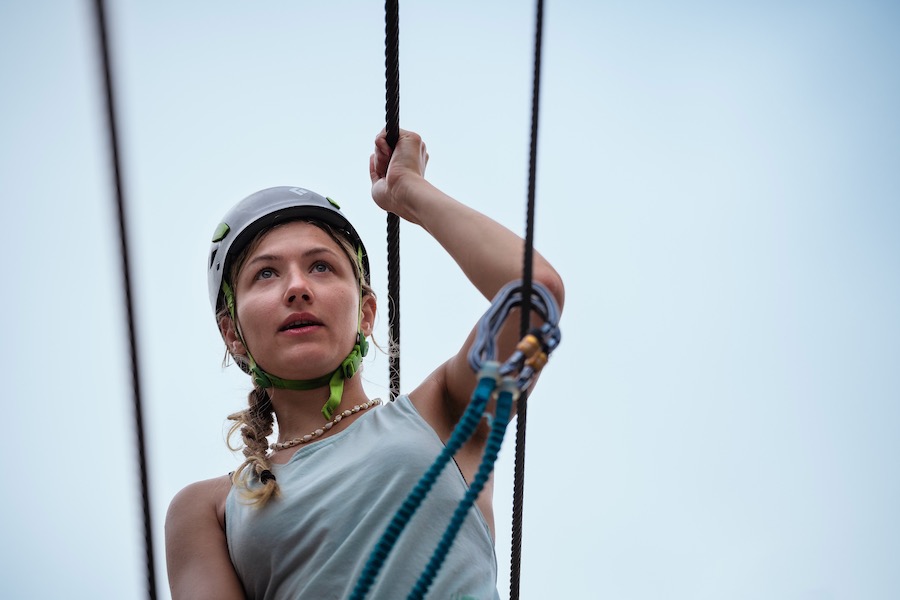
[[509, 0, 544, 597], [90, 2, 157, 599], [385, 0, 401, 401]]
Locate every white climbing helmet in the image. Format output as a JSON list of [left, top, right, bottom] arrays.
[[208, 186, 370, 316]]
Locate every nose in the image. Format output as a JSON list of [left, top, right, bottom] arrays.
[[283, 268, 312, 305]]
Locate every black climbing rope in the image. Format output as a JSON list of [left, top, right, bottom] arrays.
[[509, 0, 545, 597], [384, 0, 401, 401], [379, 1, 546, 595], [89, 1, 157, 598]]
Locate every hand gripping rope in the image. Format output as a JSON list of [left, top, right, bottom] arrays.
[[349, 281, 562, 600]]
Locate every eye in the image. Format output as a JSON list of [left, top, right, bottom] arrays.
[[256, 268, 276, 280], [311, 261, 332, 274]]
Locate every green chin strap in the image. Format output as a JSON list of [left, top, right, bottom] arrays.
[[222, 279, 370, 421], [249, 339, 367, 420]]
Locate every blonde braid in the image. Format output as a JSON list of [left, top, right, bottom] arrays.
[[227, 386, 279, 505]]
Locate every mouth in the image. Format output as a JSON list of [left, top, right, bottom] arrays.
[[279, 315, 324, 332]]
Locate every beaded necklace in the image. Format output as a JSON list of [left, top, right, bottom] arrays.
[[270, 398, 382, 451]]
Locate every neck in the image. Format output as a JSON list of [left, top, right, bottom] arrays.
[[267, 376, 370, 445]]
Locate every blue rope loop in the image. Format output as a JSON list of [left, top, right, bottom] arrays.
[[350, 280, 562, 599]]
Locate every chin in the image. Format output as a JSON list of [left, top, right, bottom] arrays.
[[274, 358, 344, 381]]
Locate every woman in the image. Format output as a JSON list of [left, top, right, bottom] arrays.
[[165, 129, 565, 599]]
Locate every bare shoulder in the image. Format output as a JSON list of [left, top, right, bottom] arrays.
[[166, 475, 244, 600], [167, 474, 231, 527]]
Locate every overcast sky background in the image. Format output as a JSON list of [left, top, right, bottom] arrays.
[[2, 1, 899, 599]]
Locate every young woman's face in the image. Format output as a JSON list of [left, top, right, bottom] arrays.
[[230, 221, 371, 380]]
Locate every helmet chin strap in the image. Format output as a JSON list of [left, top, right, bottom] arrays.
[[222, 278, 370, 421], [249, 336, 368, 420]]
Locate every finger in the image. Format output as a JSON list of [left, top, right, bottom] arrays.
[[399, 129, 422, 146], [374, 135, 392, 158], [369, 153, 377, 184]]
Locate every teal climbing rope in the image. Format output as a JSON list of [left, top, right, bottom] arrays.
[[350, 281, 562, 600]]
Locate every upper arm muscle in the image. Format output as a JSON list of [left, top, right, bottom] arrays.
[[165, 476, 245, 600]]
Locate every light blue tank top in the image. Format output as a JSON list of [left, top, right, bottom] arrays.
[[225, 395, 500, 600]]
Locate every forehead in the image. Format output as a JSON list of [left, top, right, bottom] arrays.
[[249, 220, 340, 255]]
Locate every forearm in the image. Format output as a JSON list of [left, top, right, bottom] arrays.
[[373, 128, 564, 431], [402, 177, 563, 305], [369, 128, 564, 309]]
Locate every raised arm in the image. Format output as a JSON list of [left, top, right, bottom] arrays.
[[369, 129, 565, 432], [165, 476, 245, 600]]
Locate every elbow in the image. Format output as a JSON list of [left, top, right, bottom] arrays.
[[533, 264, 565, 316]]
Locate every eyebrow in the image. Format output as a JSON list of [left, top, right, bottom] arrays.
[[244, 246, 341, 269]]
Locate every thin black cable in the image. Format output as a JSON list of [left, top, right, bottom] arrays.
[[385, 0, 401, 401], [510, 0, 544, 597], [90, 2, 157, 599]]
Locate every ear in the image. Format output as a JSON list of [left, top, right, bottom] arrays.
[[219, 315, 246, 356], [360, 293, 377, 337]]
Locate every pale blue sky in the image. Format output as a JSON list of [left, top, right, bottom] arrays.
[[2, 1, 899, 598]]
